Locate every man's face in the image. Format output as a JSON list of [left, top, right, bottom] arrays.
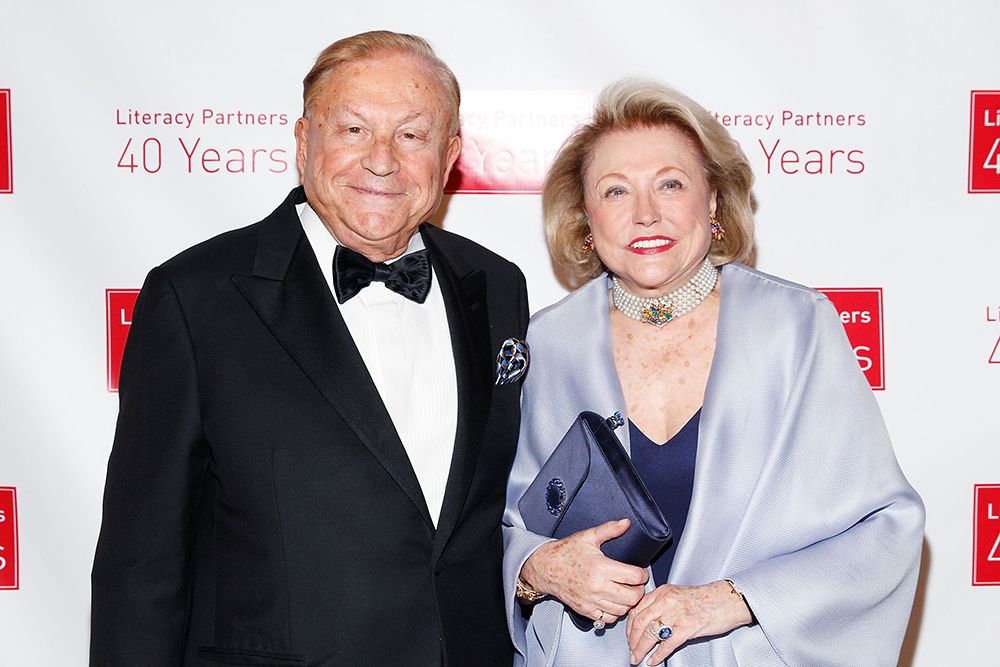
[[295, 51, 461, 262]]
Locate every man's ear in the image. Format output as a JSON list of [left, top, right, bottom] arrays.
[[294, 116, 309, 180], [442, 134, 462, 182]]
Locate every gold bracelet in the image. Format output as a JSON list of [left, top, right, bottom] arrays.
[[516, 576, 547, 603], [724, 579, 746, 603]]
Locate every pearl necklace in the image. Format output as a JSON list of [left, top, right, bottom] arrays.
[[611, 258, 718, 327]]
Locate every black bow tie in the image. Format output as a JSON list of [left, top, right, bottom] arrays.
[[333, 245, 432, 304]]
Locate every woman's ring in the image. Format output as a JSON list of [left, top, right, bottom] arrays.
[[593, 610, 606, 630], [648, 618, 673, 641]]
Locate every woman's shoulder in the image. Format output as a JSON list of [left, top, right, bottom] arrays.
[[527, 274, 608, 335], [722, 263, 825, 301], [720, 263, 843, 345], [723, 263, 834, 314]]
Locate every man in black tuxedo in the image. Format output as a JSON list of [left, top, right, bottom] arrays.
[[91, 31, 528, 666]]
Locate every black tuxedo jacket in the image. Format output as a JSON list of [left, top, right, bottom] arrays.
[[91, 187, 528, 666]]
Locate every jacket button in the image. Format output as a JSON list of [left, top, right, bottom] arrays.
[[434, 560, 446, 575]]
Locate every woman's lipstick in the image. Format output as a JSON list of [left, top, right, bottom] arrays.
[[627, 236, 675, 255]]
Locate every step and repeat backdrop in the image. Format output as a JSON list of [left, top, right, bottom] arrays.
[[2, 1, 999, 664]]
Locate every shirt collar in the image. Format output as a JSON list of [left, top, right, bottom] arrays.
[[297, 202, 427, 302]]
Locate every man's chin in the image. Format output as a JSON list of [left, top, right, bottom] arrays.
[[333, 215, 421, 256], [352, 213, 418, 236]]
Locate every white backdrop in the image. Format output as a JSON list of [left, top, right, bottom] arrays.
[[2, 1, 999, 664]]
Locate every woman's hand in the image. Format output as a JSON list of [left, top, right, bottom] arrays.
[[625, 581, 752, 665], [519, 518, 649, 624]]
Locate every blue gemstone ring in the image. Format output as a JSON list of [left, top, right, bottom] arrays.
[[648, 619, 673, 641]]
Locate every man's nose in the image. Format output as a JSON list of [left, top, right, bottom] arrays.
[[361, 135, 401, 177]]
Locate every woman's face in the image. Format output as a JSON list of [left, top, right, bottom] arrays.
[[583, 125, 716, 298]]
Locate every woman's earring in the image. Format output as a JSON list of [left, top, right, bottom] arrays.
[[583, 232, 595, 253], [710, 215, 726, 242]]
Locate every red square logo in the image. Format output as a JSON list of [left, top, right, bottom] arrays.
[[445, 91, 591, 194], [973, 484, 1000, 585], [968, 91, 1000, 193], [0, 487, 18, 590], [106, 289, 140, 392], [817, 288, 885, 390], [0, 89, 11, 195]]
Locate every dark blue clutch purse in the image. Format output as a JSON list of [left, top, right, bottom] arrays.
[[517, 411, 672, 630]]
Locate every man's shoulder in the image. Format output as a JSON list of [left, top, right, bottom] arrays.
[[157, 188, 301, 280], [159, 222, 258, 272], [421, 224, 522, 278]]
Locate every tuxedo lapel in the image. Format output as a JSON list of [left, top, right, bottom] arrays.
[[231, 188, 434, 530], [422, 225, 493, 555]]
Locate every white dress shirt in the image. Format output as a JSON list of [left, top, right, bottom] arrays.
[[298, 202, 458, 526]]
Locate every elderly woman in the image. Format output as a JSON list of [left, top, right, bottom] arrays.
[[502, 80, 924, 667]]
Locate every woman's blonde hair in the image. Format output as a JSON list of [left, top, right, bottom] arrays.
[[543, 79, 756, 287]]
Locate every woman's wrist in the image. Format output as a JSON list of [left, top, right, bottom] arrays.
[[516, 544, 552, 604], [716, 579, 753, 629], [519, 541, 552, 593]]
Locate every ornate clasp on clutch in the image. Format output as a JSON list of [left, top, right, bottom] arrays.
[[605, 411, 625, 430]]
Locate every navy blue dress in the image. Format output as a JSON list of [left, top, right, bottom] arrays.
[[629, 410, 700, 585]]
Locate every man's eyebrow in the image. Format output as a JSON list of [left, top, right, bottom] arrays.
[[332, 106, 429, 124]]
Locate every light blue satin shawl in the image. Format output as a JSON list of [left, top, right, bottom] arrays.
[[502, 264, 924, 667]]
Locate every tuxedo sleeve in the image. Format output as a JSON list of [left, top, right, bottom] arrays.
[[91, 266, 209, 666], [501, 308, 564, 660], [501, 383, 558, 660]]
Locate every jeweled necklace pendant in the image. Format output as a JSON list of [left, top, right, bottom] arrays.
[[641, 301, 673, 327], [612, 258, 718, 326]]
